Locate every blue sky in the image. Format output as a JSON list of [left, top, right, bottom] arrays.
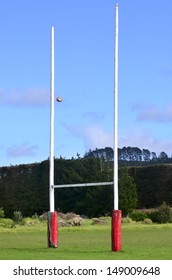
[[1, 0, 172, 166]]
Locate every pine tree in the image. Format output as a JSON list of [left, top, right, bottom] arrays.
[[119, 169, 138, 216]]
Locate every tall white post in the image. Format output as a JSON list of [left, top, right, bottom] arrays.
[[50, 26, 55, 212], [114, 4, 119, 210]]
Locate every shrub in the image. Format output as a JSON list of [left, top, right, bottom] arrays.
[[13, 211, 23, 224], [39, 212, 48, 221], [130, 210, 148, 222], [0, 207, 5, 218], [32, 213, 39, 219], [91, 218, 106, 225], [157, 202, 172, 224], [147, 210, 159, 223], [142, 218, 153, 224], [22, 217, 39, 226], [122, 217, 133, 224], [0, 218, 14, 228]]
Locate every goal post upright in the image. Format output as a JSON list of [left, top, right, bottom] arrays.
[[48, 26, 58, 248], [114, 3, 119, 213], [50, 26, 55, 214], [112, 3, 122, 252]]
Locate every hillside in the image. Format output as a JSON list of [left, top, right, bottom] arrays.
[[0, 157, 172, 218]]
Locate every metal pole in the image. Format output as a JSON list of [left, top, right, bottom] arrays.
[[54, 182, 113, 189], [50, 26, 55, 212], [112, 3, 122, 252], [48, 26, 58, 248], [114, 4, 119, 210]]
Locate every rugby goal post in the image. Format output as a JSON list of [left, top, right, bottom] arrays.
[[48, 3, 121, 252]]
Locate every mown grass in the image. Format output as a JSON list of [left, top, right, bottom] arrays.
[[0, 220, 172, 260]]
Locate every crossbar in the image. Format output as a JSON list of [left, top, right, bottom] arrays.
[[54, 182, 113, 188]]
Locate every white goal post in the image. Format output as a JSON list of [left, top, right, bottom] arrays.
[[53, 182, 113, 189]]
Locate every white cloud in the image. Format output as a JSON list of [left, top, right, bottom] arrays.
[[63, 123, 113, 151], [83, 126, 113, 150], [7, 143, 38, 158], [0, 88, 50, 107], [119, 126, 172, 156], [133, 103, 172, 122], [62, 121, 172, 156]]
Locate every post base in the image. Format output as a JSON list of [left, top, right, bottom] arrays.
[[111, 210, 122, 251], [47, 211, 58, 248]]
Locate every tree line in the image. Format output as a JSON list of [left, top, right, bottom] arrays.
[[0, 156, 137, 217], [84, 146, 170, 165], [0, 148, 172, 218]]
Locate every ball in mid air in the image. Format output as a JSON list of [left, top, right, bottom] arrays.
[[56, 97, 63, 102]]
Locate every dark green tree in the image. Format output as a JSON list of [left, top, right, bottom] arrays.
[[119, 169, 138, 216]]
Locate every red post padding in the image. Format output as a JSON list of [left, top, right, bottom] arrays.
[[111, 210, 122, 251], [47, 211, 58, 248]]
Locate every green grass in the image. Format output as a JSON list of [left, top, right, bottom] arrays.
[[0, 221, 172, 260]]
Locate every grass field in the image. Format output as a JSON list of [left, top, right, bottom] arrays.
[[0, 220, 172, 260]]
